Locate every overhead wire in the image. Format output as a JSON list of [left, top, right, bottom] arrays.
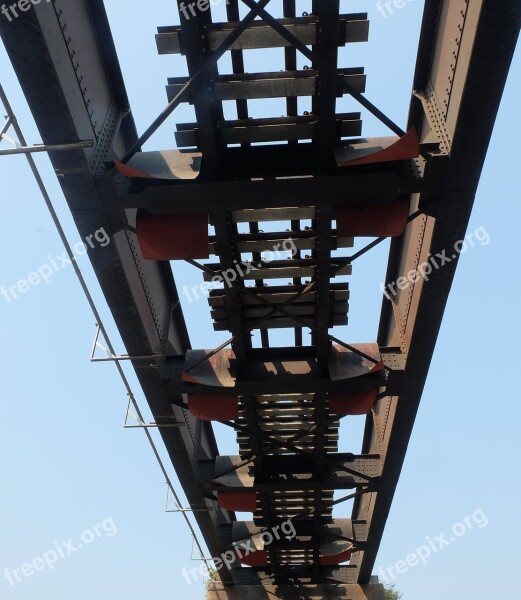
[[0, 83, 213, 573]]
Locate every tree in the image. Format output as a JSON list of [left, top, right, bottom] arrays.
[[205, 567, 220, 591], [385, 585, 403, 600]]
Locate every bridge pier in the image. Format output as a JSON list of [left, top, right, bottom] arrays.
[[205, 583, 386, 600]]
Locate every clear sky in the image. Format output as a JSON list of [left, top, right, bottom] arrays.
[[0, 1, 519, 598]]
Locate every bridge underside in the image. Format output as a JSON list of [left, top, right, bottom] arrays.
[[205, 582, 386, 599], [1, 0, 519, 592]]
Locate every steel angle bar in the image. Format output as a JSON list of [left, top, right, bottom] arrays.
[[0, 93, 93, 155], [238, 285, 385, 368], [227, 520, 362, 555], [184, 257, 316, 366], [190, 535, 213, 562], [211, 417, 345, 482], [232, 487, 375, 550], [119, 0, 273, 165], [345, 210, 423, 264], [240, 0, 405, 136], [0, 140, 94, 156], [90, 324, 163, 363], [185, 258, 381, 367], [165, 392, 377, 479], [222, 419, 376, 480], [0, 116, 13, 138], [165, 485, 211, 513], [124, 394, 185, 429], [287, 521, 360, 547]]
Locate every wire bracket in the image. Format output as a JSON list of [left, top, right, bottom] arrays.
[[166, 484, 210, 514], [90, 323, 163, 363], [124, 393, 185, 430]]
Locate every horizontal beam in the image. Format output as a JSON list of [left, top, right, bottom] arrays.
[[163, 361, 387, 398], [157, 14, 369, 54], [167, 69, 365, 102], [169, 377, 386, 397], [214, 478, 366, 492], [165, 346, 403, 400], [210, 303, 348, 320], [229, 566, 360, 585], [202, 258, 351, 281], [208, 284, 350, 306], [122, 173, 421, 214], [209, 233, 353, 255], [175, 113, 362, 147], [0, 140, 94, 156], [206, 454, 381, 490], [230, 519, 368, 543]]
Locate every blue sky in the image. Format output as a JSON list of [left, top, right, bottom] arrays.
[[0, 1, 519, 598]]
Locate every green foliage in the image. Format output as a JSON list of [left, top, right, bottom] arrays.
[[385, 585, 403, 600], [205, 567, 220, 591]]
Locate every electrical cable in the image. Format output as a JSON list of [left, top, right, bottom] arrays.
[[0, 83, 213, 572]]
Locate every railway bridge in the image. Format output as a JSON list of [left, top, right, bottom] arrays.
[[1, 1, 519, 598]]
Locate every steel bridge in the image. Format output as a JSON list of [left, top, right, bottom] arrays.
[[1, 1, 519, 598]]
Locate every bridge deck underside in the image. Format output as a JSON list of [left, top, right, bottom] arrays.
[[151, 1, 388, 580], [1, 0, 518, 589]]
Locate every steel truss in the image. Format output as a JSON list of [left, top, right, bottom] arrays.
[[1, 0, 519, 593]]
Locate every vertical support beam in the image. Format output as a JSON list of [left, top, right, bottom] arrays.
[[283, 0, 303, 347], [313, 0, 340, 166], [175, 0, 224, 173], [312, 204, 334, 570], [314, 205, 334, 367], [211, 212, 252, 364], [226, 0, 249, 123], [283, 0, 298, 125]]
